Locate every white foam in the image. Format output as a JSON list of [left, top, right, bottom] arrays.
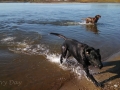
[[78, 20, 94, 25], [46, 53, 60, 63], [74, 66, 86, 79], [63, 21, 88, 25], [78, 21, 86, 25], [1, 37, 16, 42]]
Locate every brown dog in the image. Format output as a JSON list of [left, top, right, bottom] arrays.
[[85, 15, 101, 24]]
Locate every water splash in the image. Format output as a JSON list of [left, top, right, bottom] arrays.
[[0, 34, 93, 79], [62, 20, 94, 26], [45, 52, 86, 78], [1, 37, 16, 42], [7, 40, 85, 78], [46, 53, 60, 63]]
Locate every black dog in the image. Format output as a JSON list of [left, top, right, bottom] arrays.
[[50, 33, 103, 87]]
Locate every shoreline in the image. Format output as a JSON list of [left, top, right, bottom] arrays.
[[0, 49, 120, 90], [0, 1, 120, 3]]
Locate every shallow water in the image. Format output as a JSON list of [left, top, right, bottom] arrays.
[[0, 3, 120, 90]]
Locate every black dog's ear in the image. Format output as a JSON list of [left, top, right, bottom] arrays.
[[96, 49, 100, 53]]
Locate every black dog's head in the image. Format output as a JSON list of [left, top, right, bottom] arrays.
[[85, 47, 103, 69]]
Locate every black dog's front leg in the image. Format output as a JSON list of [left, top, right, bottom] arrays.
[[83, 67, 102, 87]]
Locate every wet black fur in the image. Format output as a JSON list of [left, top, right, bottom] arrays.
[[50, 32, 103, 87]]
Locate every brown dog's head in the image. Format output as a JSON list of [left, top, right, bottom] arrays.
[[95, 15, 101, 19], [93, 15, 101, 23]]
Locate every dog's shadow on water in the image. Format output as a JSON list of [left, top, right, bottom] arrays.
[[100, 60, 120, 84]]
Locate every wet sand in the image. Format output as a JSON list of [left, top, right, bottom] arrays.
[[0, 50, 73, 90], [60, 52, 120, 90], [0, 50, 120, 90]]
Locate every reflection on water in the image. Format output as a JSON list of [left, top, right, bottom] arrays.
[[84, 24, 99, 34]]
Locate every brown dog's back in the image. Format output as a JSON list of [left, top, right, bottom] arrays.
[[85, 15, 101, 24]]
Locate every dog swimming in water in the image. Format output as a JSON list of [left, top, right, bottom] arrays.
[[84, 15, 101, 24]]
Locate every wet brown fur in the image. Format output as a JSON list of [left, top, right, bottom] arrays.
[[85, 15, 101, 24]]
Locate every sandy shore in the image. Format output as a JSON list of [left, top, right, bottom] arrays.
[[0, 51, 120, 90], [59, 52, 120, 90]]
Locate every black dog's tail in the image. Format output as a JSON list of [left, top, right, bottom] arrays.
[[50, 33, 67, 40]]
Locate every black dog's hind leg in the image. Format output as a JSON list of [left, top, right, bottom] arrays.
[[83, 66, 103, 87], [60, 45, 67, 64]]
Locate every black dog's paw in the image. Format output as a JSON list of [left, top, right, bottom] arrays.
[[96, 82, 104, 87]]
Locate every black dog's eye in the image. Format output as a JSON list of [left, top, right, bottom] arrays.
[[92, 55, 97, 59]]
